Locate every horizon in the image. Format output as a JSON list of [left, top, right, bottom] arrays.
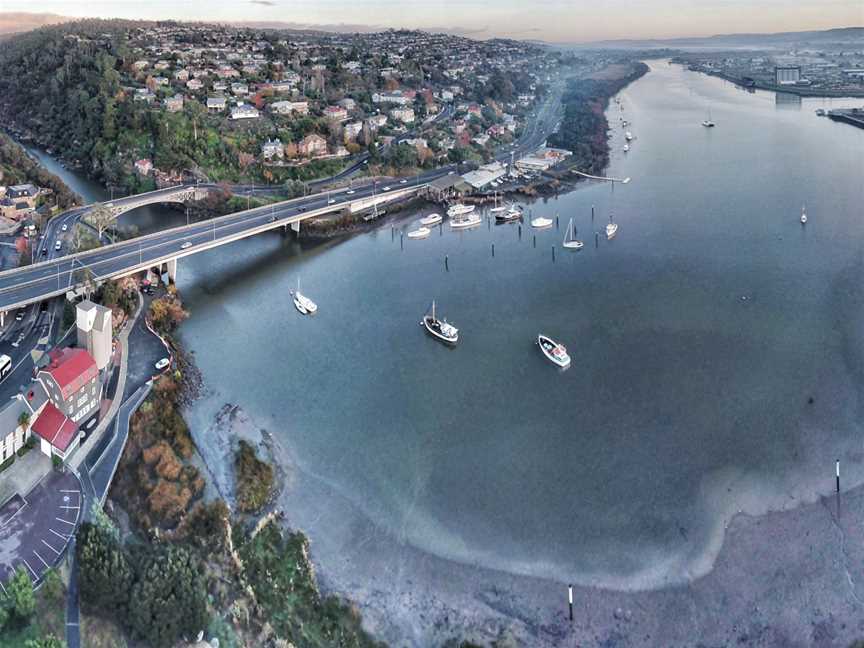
[[1, 2, 862, 43]]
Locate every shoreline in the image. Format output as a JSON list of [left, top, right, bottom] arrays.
[[676, 64, 864, 99]]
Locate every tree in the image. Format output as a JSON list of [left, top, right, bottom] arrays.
[[2, 566, 35, 624], [72, 265, 98, 300], [128, 544, 209, 648], [76, 522, 133, 618], [87, 203, 115, 241], [24, 635, 64, 648], [17, 411, 30, 430]]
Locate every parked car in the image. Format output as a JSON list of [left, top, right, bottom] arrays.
[[155, 358, 170, 371], [180, 241, 192, 250], [61, 224, 68, 232], [54, 241, 61, 251], [346, 189, 356, 195], [399, 179, 408, 184]]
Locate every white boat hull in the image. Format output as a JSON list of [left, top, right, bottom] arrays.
[[407, 227, 431, 239], [562, 241, 584, 249], [538, 334, 570, 368], [292, 292, 317, 315], [531, 217, 553, 229], [420, 213, 442, 226], [450, 216, 482, 230], [606, 223, 618, 239]]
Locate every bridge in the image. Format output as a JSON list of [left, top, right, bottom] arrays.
[[96, 184, 217, 219], [0, 172, 444, 319]]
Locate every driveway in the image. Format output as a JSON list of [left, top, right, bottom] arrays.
[[0, 469, 81, 589]]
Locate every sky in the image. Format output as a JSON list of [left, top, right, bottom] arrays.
[[3, 0, 862, 42]]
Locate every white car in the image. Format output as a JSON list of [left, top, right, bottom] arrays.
[[180, 241, 192, 249], [346, 190, 355, 195], [61, 224, 68, 232], [382, 186, 391, 191], [54, 241, 62, 251], [155, 358, 170, 371], [399, 179, 408, 184], [328, 199, 336, 204]]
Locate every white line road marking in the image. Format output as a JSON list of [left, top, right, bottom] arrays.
[[33, 551, 49, 568], [60, 489, 79, 494], [41, 539, 61, 555], [49, 528, 70, 540], [0, 579, 6, 595], [55, 517, 75, 526], [21, 558, 37, 580], [59, 505, 80, 510]]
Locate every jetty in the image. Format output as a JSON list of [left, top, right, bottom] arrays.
[[572, 170, 631, 184]]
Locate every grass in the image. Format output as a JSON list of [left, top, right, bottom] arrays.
[[80, 613, 129, 648]]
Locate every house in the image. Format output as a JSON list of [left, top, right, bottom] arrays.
[[6, 184, 38, 204], [298, 133, 328, 158], [174, 69, 190, 81], [338, 98, 356, 111], [134, 89, 156, 103], [344, 121, 363, 141], [231, 82, 249, 96], [472, 133, 490, 146], [230, 104, 260, 120], [186, 78, 203, 91], [163, 94, 184, 112], [366, 114, 388, 130], [270, 100, 309, 115], [132, 60, 149, 71], [206, 96, 227, 112], [37, 348, 101, 425], [372, 91, 412, 106], [268, 81, 295, 94], [467, 104, 483, 119], [31, 403, 79, 461], [390, 107, 415, 124], [76, 301, 113, 372], [261, 138, 284, 160], [153, 76, 170, 87], [323, 105, 348, 122], [134, 159, 154, 176], [0, 385, 48, 464]]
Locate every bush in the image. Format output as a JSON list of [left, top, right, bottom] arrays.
[[234, 440, 274, 514], [0, 455, 14, 473], [76, 522, 133, 618]]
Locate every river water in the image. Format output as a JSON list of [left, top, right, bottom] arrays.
[[30, 60, 864, 593]]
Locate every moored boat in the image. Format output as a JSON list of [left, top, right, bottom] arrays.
[[420, 213, 442, 226], [291, 278, 318, 315], [447, 203, 476, 218], [800, 204, 807, 224], [562, 217, 583, 249], [421, 301, 458, 345], [531, 216, 553, 229], [606, 214, 618, 240], [625, 131, 633, 141], [450, 213, 482, 229], [537, 334, 570, 368], [496, 204, 522, 221], [407, 226, 431, 239], [623, 144, 630, 152]]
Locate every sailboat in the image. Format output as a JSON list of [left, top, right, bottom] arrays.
[[291, 278, 317, 315], [800, 204, 807, 224], [421, 300, 458, 345], [496, 204, 522, 221], [562, 218, 583, 249], [489, 192, 507, 214], [702, 109, 715, 127], [606, 214, 618, 240]]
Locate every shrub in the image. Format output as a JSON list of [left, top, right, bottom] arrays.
[[234, 441, 274, 514]]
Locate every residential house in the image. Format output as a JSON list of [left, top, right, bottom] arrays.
[[134, 89, 156, 103], [0, 387, 47, 464], [134, 159, 154, 176], [174, 69, 190, 81], [372, 91, 412, 106], [231, 82, 249, 96], [230, 104, 260, 120], [366, 114, 388, 130], [338, 98, 356, 111], [186, 78, 203, 91], [390, 107, 415, 124], [344, 121, 363, 141], [270, 100, 309, 115], [261, 138, 284, 160], [6, 184, 38, 205], [323, 105, 348, 122], [31, 403, 79, 462], [298, 133, 328, 158], [206, 96, 227, 112], [163, 94, 184, 112]]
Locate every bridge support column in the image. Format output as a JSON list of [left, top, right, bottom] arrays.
[[291, 221, 300, 234], [0, 311, 5, 327], [165, 258, 178, 285]]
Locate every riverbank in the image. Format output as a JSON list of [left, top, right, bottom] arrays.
[[680, 64, 864, 99]]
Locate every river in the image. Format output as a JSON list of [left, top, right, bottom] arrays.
[[28, 59, 864, 639]]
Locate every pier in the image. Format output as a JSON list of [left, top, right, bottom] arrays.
[[571, 170, 632, 184], [827, 108, 864, 130]]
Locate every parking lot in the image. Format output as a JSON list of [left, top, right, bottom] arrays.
[[0, 470, 81, 589]]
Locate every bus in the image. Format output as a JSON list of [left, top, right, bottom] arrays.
[[0, 354, 11, 380]]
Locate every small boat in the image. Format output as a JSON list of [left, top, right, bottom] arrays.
[[421, 300, 458, 345], [625, 131, 633, 141], [537, 334, 570, 369], [623, 144, 630, 152], [496, 204, 522, 221], [815, 108, 826, 116], [489, 193, 507, 214], [800, 204, 807, 225], [407, 226, 431, 239], [447, 203, 475, 218], [291, 278, 317, 315], [562, 218, 583, 249], [622, 120, 628, 127], [420, 213, 442, 226], [531, 216, 553, 229], [606, 214, 618, 240], [450, 213, 482, 229], [702, 109, 715, 127]]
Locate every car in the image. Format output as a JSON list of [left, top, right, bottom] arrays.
[[269, 215, 277, 223], [297, 206, 305, 212], [61, 224, 68, 232], [54, 241, 62, 251], [180, 241, 192, 249], [155, 358, 170, 371], [447, 171, 455, 175], [346, 190, 356, 195], [382, 186, 391, 191], [15, 311, 25, 322], [399, 179, 408, 184], [328, 199, 336, 204]]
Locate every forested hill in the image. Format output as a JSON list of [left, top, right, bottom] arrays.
[[0, 21, 153, 189], [0, 133, 79, 208]]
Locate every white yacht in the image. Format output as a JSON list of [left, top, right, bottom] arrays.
[[625, 131, 633, 141], [496, 204, 522, 221], [702, 110, 715, 127], [489, 193, 508, 214], [531, 216, 553, 229], [562, 218, 583, 249], [623, 144, 630, 152], [291, 278, 317, 315], [422, 301, 459, 345], [800, 205, 807, 224], [537, 334, 570, 369], [447, 203, 476, 218], [450, 213, 482, 229], [407, 226, 431, 239], [606, 214, 619, 240], [420, 213, 442, 226]]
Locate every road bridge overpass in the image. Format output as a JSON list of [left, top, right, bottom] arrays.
[[0, 174, 441, 317]]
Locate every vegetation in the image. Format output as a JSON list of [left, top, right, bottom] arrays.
[[0, 132, 79, 209], [0, 565, 65, 648], [547, 61, 649, 175], [148, 294, 189, 337], [234, 440, 274, 514]]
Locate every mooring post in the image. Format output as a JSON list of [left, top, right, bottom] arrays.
[[492, 243, 495, 257], [445, 255, 449, 272], [552, 246, 556, 263], [836, 459, 841, 493], [568, 585, 574, 622]]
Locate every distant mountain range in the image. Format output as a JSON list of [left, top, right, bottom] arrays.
[[0, 12, 69, 35], [565, 27, 864, 50]]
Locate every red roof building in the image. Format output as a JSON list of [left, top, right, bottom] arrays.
[[31, 402, 79, 457], [37, 347, 101, 426]]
